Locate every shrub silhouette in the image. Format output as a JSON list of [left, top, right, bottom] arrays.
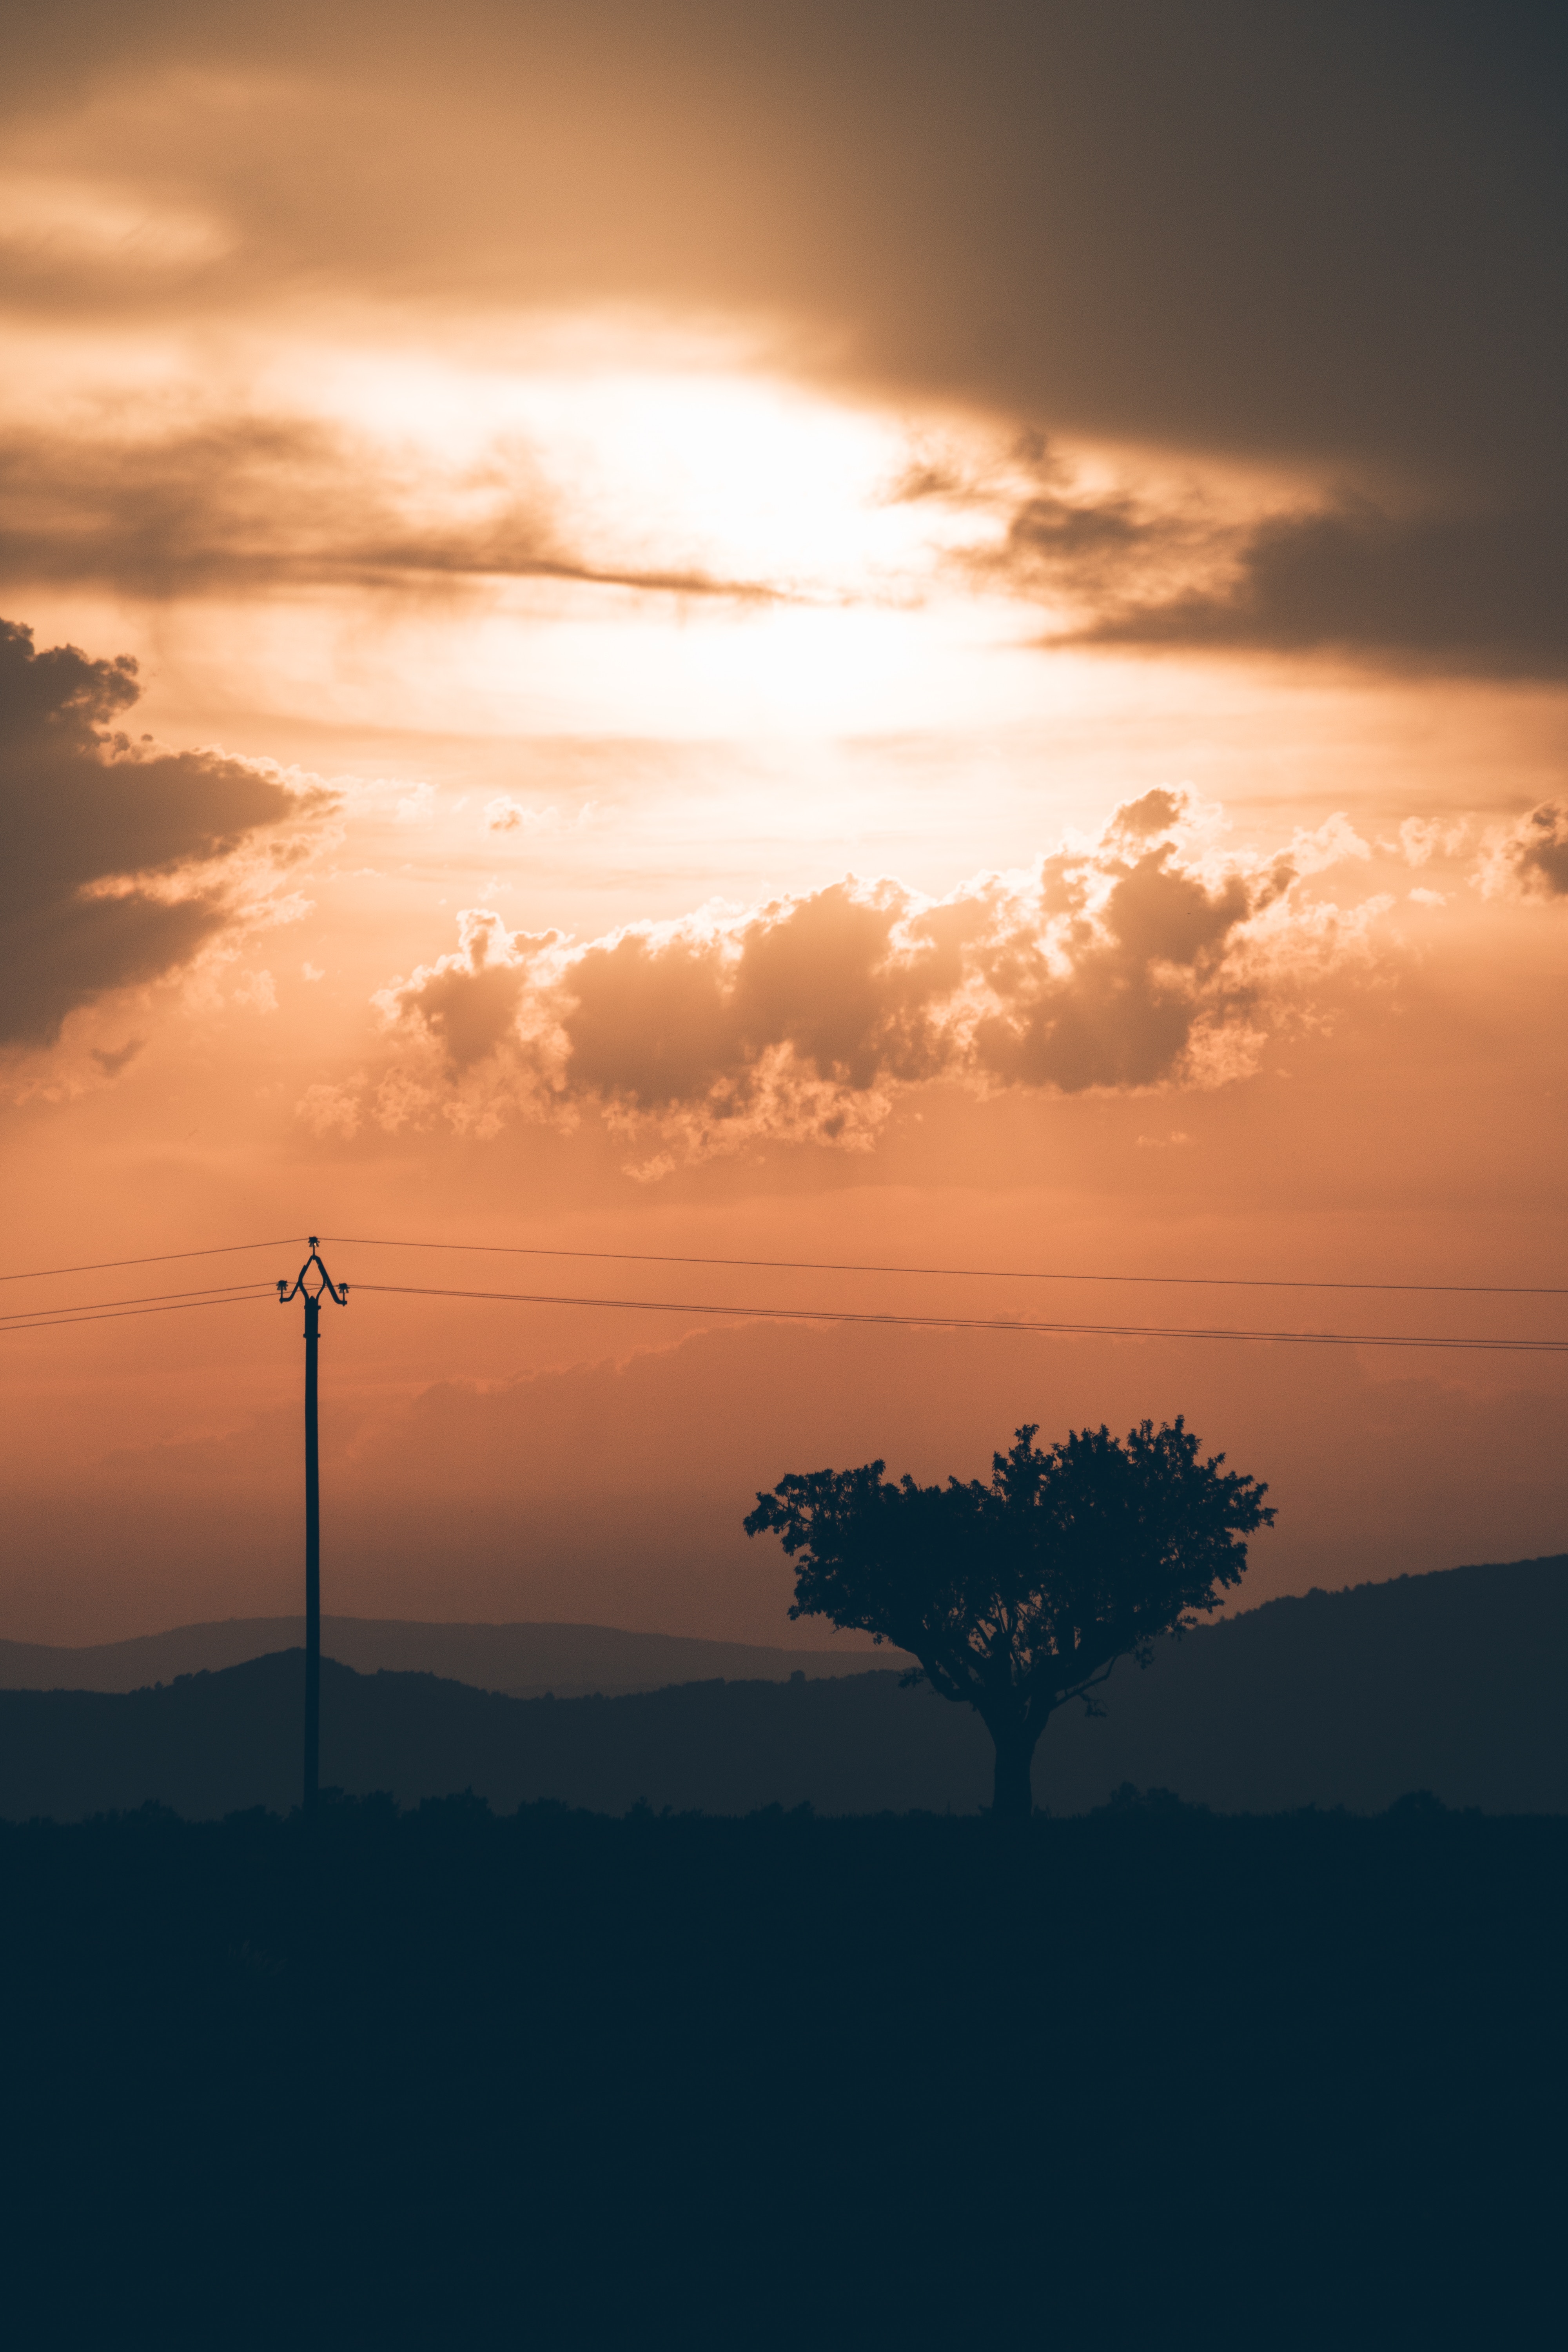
[[745, 1417, 1274, 1817]]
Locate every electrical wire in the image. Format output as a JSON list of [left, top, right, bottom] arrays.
[[4, 1265, 1557, 1355], [350, 1280, 1568, 1356], [323, 1233, 1568, 1301], [0, 1281, 279, 1327], [4, 1231, 1562, 1302], [0, 1239, 300, 1286], [0, 1292, 275, 1336]]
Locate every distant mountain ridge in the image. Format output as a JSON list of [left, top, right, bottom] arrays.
[[0, 1615, 911, 1698], [2, 1552, 1564, 1819]]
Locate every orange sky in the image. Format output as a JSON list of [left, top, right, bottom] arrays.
[[4, 3, 1566, 1645]]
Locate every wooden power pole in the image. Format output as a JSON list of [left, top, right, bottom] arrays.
[[278, 1240, 348, 1813]]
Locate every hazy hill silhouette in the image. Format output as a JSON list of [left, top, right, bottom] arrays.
[[3, 1552, 1564, 1819], [0, 1614, 909, 1697]]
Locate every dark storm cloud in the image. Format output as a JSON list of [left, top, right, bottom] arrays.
[[959, 474, 1568, 679], [0, 423, 768, 601], [0, 618, 326, 1047], [5, 1, 1562, 475], [1076, 503, 1568, 679], [981, 485, 1168, 597], [5, 2, 1564, 665]]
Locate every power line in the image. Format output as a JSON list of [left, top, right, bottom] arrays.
[[351, 1280, 1568, 1356], [324, 1233, 1568, 1301], [4, 1229, 1561, 1301], [0, 1292, 274, 1336], [3, 1265, 1557, 1354], [0, 1281, 278, 1327], [0, 1240, 299, 1287]]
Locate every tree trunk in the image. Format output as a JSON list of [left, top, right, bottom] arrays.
[[989, 1724, 1036, 1820]]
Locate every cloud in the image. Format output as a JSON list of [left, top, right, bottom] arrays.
[[1395, 818, 1470, 869], [1105, 788, 1188, 844], [0, 417, 780, 602], [0, 617, 330, 1049], [14, 7, 1564, 483], [379, 909, 551, 1074], [1479, 802, 1568, 901], [6, 9, 1565, 670], [966, 845, 1261, 1095], [232, 967, 278, 1012], [953, 468, 1220, 621], [939, 448, 1568, 681], [0, 168, 232, 274], [296, 1079, 364, 1141], [350, 791, 1370, 1166], [1075, 501, 1568, 680], [89, 1036, 143, 1078], [483, 795, 592, 836], [1283, 816, 1371, 879]]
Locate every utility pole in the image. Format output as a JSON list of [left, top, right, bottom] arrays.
[[278, 1240, 348, 1815]]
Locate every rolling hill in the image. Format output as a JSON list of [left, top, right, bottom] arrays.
[[0, 1614, 909, 1698], [2, 1551, 1564, 1819]]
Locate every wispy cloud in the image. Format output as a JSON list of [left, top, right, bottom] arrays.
[[0, 416, 787, 603], [88, 1036, 145, 1078]]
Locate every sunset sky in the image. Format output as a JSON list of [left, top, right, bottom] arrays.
[[4, 1, 1566, 1648]]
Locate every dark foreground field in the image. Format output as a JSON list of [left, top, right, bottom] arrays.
[[4, 1796, 1563, 2347]]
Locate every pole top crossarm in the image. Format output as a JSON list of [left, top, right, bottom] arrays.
[[278, 1237, 349, 1307]]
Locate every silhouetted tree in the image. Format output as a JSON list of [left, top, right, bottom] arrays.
[[745, 1419, 1274, 1818]]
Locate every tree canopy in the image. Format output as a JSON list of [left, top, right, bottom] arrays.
[[745, 1417, 1274, 1817]]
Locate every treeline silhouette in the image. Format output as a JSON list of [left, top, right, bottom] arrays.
[[5, 1554, 1565, 1820], [3, 1795, 1560, 2342]]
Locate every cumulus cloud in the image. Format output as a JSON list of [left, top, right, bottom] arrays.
[[1479, 802, 1568, 901], [1283, 815, 1372, 878], [0, 617, 330, 1049], [1103, 787, 1188, 844], [379, 909, 554, 1073], [343, 792, 1373, 1168]]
